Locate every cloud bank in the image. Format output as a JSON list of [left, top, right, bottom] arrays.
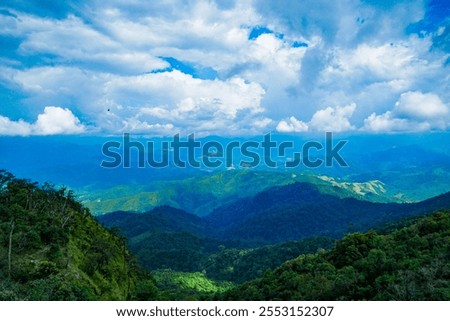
[[0, 0, 448, 135]]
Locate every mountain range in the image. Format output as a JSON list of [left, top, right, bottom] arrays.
[[2, 133, 450, 216], [2, 169, 450, 300], [98, 182, 450, 283], [99, 182, 450, 244]]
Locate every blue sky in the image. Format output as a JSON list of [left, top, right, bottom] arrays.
[[0, 0, 449, 136]]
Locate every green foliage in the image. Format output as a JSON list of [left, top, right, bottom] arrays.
[[130, 231, 219, 272], [0, 170, 158, 301], [153, 270, 233, 300], [221, 211, 450, 300], [203, 237, 334, 283]]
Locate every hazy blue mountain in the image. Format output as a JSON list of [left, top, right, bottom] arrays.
[[2, 133, 450, 210]]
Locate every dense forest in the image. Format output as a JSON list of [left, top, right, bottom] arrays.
[[0, 170, 158, 300], [1, 170, 449, 300], [221, 211, 450, 300]]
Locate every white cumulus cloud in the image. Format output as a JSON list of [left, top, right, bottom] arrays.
[[0, 106, 85, 136], [278, 103, 356, 133], [309, 103, 356, 132], [364, 91, 449, 132], [34, 106, 85, 135], [276, 116, 309, 133], [394, 91, 448, 120], [0, 116, 32, 136]]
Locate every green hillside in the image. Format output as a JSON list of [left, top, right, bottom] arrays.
[[0, 170, 158, 300], [221, 211, 450, 300]]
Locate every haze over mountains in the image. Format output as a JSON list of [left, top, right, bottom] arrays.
[[1, 133, 450, 217]]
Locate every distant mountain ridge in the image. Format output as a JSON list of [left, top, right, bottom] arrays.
[[99, 182, 450, 246], [84, 171, 398, 216], [206, 182, 450, 244], [3, 134, 450, 214]]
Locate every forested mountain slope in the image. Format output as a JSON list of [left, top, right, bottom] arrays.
[[0, 170, 158, 300], [221, 211, 450, 300], [206, 182, 450, 244]]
